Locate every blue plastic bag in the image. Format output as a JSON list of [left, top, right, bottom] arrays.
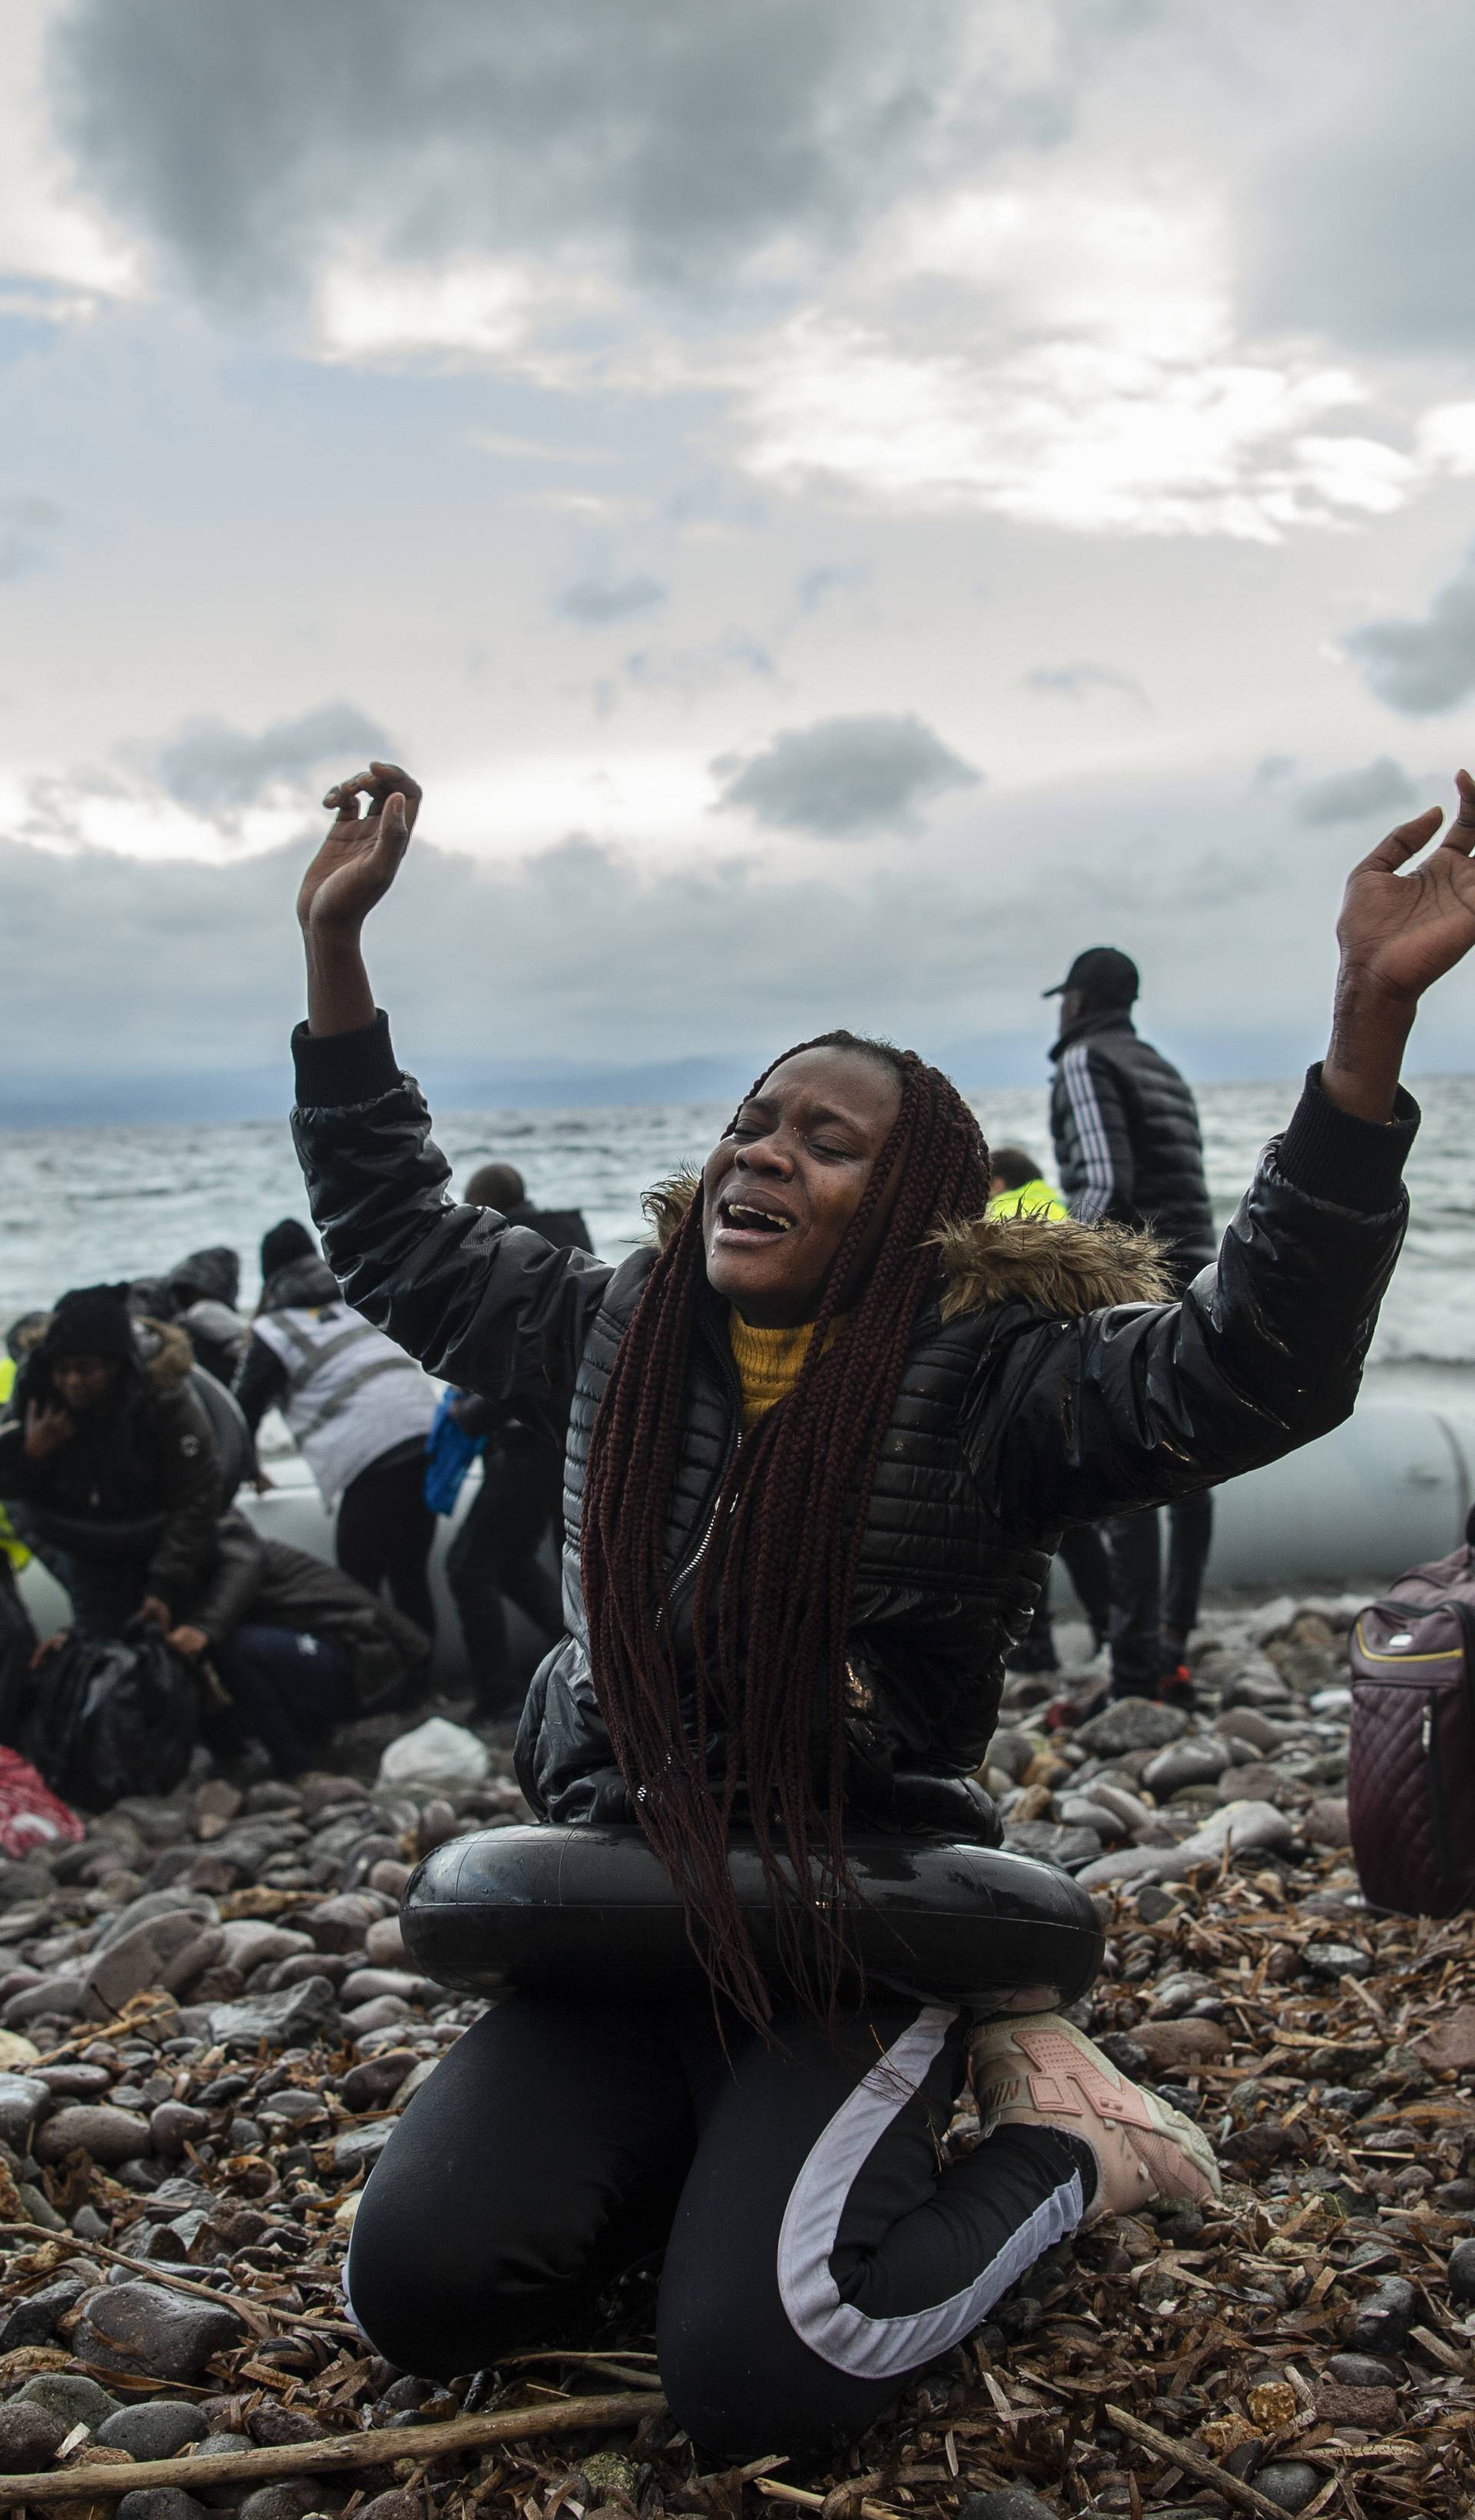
[[424, 1391, 486, 1516]]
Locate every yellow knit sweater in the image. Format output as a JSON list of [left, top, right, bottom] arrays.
[[728, 1311, 840, 1431]]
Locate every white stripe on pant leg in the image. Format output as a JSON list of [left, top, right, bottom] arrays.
[[776, 2004, 1085, 2382]]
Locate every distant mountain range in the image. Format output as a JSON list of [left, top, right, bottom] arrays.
[[8, 1023, 1472, 1129]]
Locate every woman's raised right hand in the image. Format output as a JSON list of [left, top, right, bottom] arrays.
[[297, 761, 422, 939]]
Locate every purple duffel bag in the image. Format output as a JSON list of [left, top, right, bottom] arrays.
[[1348, 1526, 1475, 1918]]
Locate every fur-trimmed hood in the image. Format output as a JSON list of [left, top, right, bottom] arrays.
[[641, 1172, 1170, 1318], [133, 1316, 198, 1394]]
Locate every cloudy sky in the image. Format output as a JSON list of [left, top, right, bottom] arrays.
[[5, 0, 1475, 1117]]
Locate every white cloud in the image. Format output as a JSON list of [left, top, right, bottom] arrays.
[[735, 307, 1421, 542], [0, 0, 139, 317]]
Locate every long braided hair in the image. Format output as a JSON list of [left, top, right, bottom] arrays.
[[581, 1033, 992, 2028]]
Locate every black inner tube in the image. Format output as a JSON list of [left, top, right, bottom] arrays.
[[403, 1824, 1104, 2011]]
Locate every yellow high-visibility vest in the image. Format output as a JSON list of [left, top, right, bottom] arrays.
[[0, 1358, 30, 1572], [986, 1177, 1069, 1223]]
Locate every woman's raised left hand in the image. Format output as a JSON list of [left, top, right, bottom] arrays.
[[1337, 771, 1475, 1006], [1324, 772, 1475, 1123]]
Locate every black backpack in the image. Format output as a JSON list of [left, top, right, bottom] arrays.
[[18, 1625, 197, 1812]]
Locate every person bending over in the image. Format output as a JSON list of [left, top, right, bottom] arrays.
[[166, 1512, 430, 1778], [287, 758, 1474, 2459], [0, 1285, 222, 1643], [233, 1219, 438, 1633]]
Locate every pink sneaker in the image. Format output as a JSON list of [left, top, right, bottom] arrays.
[[970, 2012, 1221, 2224]]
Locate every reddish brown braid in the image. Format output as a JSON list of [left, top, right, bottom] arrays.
[[581, 1032, 992, 2028]]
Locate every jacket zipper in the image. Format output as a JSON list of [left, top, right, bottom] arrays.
[[655, 1313, 743, 1622], [1423, 1696, 1453, 1879]]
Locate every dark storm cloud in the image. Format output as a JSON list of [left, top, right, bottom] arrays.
[[713, 714, 980, 837], [152, 702, 392, 811], [1294, 758, 1417, 826], [1343, 551, 1475, 715], [5, 759, 1428, 1100], [0, 823, 1009, 1081], [49, 0, 981, 307], [559, 575, 667, 626]]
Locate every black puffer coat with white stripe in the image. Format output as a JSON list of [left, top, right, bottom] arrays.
[[1049, 1009, 1216, 1289], [291, 1014, 1414, 1840]]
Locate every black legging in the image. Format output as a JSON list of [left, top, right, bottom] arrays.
[[336, 1445, 436, 1636], [346, 1990, 1094, 2459]]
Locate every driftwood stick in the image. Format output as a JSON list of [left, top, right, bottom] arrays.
[[0, 2225, 274, 2336], [755, 2479, 903, 2520], [0, 2392, 665, 2508], [1105, 2402, 1303, 2520]]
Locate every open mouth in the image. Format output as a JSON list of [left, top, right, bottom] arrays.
[[717, 1197, 796, 1239]]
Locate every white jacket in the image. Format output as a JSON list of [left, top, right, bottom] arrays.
[[253, 1300, 436, 1511]]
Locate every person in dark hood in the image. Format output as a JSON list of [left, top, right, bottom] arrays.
[[233, 1220, 438, 1631], [1046, 947, 1218, 1704], [0, 1284, 222, 1643], [280, 755, 1475, 2460], [162, 1247, 250, 1387]]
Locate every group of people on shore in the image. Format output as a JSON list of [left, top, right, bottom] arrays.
[[5, 737, 1474, 2459], [0, 937, 1224, 1792], [0, 1157, 594, 1782], [293, 754, 1474, 2454]]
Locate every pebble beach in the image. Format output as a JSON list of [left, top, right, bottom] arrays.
[[0, 1590, 1470, 2519]]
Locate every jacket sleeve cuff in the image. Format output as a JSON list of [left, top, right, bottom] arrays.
[[290, 1011, 402, 1107], [1276, 1063, 1420, 1212]]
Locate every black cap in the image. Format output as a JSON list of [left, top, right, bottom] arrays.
[[1042, 946, 1139, 1006], [260, 1219, 317, 1282], [41, 1285, 137, 1368]]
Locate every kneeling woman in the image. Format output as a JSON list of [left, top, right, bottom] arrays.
[[291, 761, 1474, 2456]]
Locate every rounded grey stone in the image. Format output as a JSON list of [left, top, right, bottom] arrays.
[[0, 2074, 51, 2148], [1252, 2463, 1321, 2513], [1449, 2236, 1475, 2304], [956, 2495, 1057, 2520], [98, 2400, 210, 2459], [1350, 2273, 1417, 2352], [16, 2372, 121, 2428], [35, 2103, 152, 2166], [1327, 2351, 1399, 2389], [117, 2492, 214, 2520]]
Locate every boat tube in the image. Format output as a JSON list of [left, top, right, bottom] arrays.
[[401, 1823, 1105, 2011]]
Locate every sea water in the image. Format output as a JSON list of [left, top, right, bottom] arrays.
[[2, 1073, 1473, 1401]]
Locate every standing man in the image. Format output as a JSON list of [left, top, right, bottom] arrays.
[[442, 1166, 593, 1720], [1046, 947, 1218, 1703]]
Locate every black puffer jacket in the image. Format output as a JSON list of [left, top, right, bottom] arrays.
[[293, 1014, 1416, 1840], [1050, 1009, 1216, 1287], [0, 1321, 223, 1626]]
